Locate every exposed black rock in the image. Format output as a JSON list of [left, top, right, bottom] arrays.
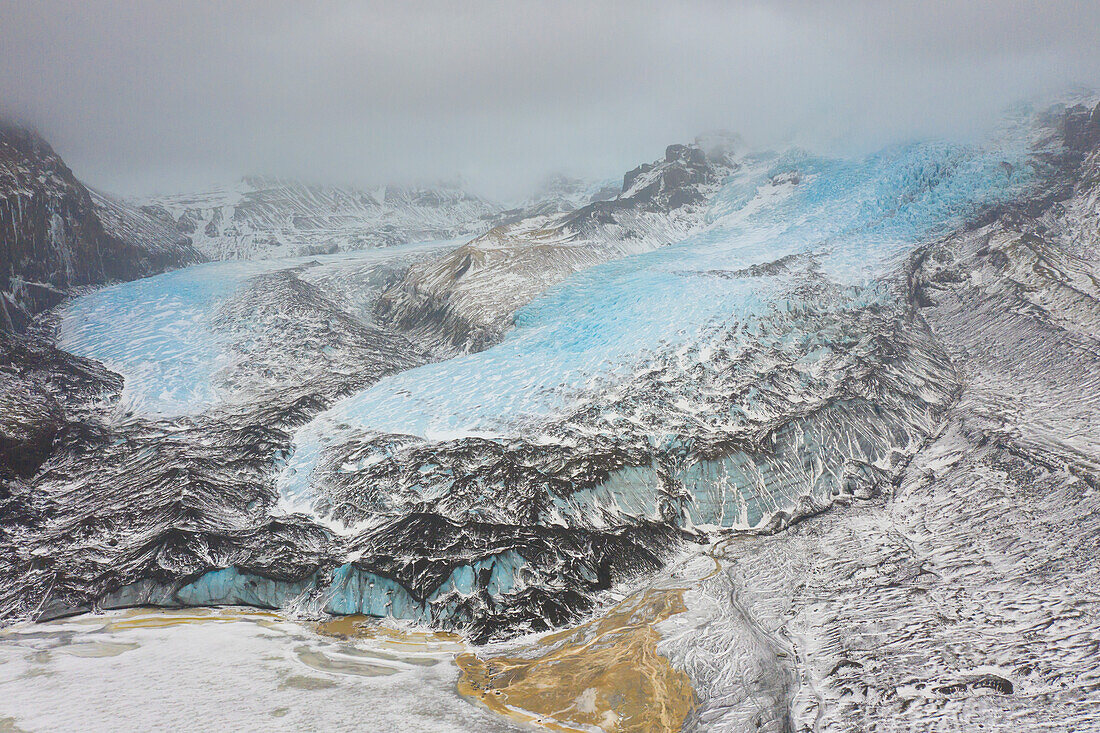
[[1061, 101, 1100, 158], [373, 136, 741, 355], [569, 139, 736, 235], [0, 121, 204, 330], [0, 329, 121, 480], [1, 104, 1098, 672]]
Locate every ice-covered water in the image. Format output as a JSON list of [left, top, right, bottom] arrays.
[[0, 609, 516, 732]]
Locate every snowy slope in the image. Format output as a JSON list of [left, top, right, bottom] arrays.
[[143, 177, 502, 260], [0, 121, 202, 330], [2, 102, 1100, 733]]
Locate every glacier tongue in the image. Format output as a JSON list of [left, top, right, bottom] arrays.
[[278, 133, 1049, 523], [4, 102, 1095, 730], [56, 239, 462, 417]]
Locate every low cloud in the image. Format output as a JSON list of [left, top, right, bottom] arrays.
[[3, 0, 1098, 200]]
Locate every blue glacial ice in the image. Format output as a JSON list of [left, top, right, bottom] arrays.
[[278, 131, 1047, 509], [57, 240, 461, 417], [324, 550, 527, 622]]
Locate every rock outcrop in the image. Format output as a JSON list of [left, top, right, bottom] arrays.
[[375, 135, 740, 354], [0, 121, 202, 331]]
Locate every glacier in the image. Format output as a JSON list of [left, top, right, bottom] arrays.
[[56, 239, 463, 417], [4, 100, 1100, 732], [277, 129, 1047, 518]]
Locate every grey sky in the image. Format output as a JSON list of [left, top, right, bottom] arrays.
[[2, 0, 1098, 201]]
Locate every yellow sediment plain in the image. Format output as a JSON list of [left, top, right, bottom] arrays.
[[15, 559, 710, 733], [455, 587, 697, 733], [106, 606, 282, 631], [314, 616, 466, 653]]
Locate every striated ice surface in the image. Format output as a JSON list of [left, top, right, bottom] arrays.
[[58, 259, 272, 416], [6, 101, 1100, 733], [7, 101, 1099, 732], [279, 130, 1045, 510], [57, 239, 462, 417]]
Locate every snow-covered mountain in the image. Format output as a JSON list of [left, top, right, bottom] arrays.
[[4, 102, 1100, 732], [141, 177, 504, 260], [494, 173, 621, 222], [0, 121, 202, 330]]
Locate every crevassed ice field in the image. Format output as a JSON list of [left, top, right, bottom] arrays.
[[60, 126, 1041, 522]]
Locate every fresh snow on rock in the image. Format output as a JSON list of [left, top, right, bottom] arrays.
[[140, 177, 502, 261]]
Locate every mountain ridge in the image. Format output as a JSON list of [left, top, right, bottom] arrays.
[[137, 176, 504, 260], [374, 134, 743, 353], [0, 120, 204, 331]]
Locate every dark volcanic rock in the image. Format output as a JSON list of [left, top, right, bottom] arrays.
[[373, 135, 741, 354], [1061, 101, 1100, 158], [0, 329, 121, 480], [576, 139, 732, 229], [0, 120, 203, 330]]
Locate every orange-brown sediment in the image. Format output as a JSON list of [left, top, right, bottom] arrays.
[[456, 587, 695, 732]]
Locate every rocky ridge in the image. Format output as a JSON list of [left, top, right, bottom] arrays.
[[0, 121, 202, 331], [142, 177, 503, 261], [375, 135, 741, 353]]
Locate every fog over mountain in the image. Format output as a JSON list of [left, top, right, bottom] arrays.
[[2, 0, 1099, 200]]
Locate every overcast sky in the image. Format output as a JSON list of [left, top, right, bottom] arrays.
[[2, 0, 1099, 201]]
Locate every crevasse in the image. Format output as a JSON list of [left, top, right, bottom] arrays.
[[277, 132, 1044, 511]]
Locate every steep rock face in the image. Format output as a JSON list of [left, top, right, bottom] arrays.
[[576, 143, 722, 228], [1042, 105, 1100, 258], [89, 189, 199, 271], [144, 177, 502, 260], [375, 136, 740, 354], [1061, 101, 1100, 158], [0, 121, 203, 331]]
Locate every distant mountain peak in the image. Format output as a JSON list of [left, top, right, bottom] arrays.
[[139, 176, 502, 260]]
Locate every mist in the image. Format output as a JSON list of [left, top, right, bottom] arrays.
[[2, 0, 1098, 201]]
